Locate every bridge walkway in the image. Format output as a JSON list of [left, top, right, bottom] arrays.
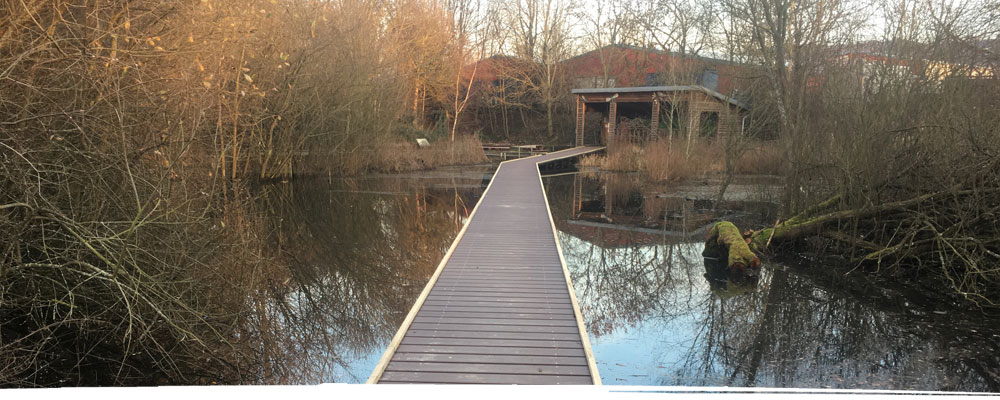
[[368, 146, 604, 385]]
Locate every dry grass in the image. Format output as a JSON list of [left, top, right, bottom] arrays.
[[735, 142, 783, 175], [578, 153, 603, 168], [371, 135, 488, 173], [644, 139, 724, 181], [600, 137, 642, 171], [586, 138, 782, 182]]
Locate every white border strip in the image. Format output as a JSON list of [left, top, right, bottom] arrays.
[[534, 148, 605, 385], [366, 157, 510, 384]]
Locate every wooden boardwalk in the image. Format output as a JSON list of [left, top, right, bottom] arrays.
[[368, 146, 604, 385]]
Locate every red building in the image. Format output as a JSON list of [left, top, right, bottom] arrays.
[[459, 45, 753, 143], [562, 45, 750, 96], [465, 45, 751, 96]]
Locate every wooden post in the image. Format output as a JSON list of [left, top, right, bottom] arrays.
[[608, 98, 617, 141], [575, 95, 585, 147], [605, 182, 613, 218], [650, 96, 660, 139], [687, 95, 700, 139], [572, 173, 582, 218]]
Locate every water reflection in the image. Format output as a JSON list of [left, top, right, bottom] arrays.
[[247, 166, 492, 383], [702, 248, 758, 296], [543, 171, 1000, 391]]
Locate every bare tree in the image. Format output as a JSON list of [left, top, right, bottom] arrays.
[[447, 0, 483, 141], [719, 0, 869, 213], [577, 0, 630, 87], [503, 0, 576, 141]]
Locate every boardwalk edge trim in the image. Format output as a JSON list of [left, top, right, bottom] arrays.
[[534, 150, 603, 386], [366, 157, 507, 384]]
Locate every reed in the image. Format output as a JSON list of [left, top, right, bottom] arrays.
[[735, 142, 783, 175], [371, 135, 488, 173], [600, 137, 642, 171], [589, 138, 781, 181]]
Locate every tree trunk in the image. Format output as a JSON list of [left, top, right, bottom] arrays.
[[718, 187, 986, 257], [715, 156, 735, 204], [706, 221, 761, 271], [546, 100, 554, 141]]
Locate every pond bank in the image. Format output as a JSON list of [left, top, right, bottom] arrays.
[[542, 170, 1000, 390]]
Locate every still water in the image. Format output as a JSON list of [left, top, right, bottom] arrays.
[[264, 165, 998, 390], [253, 165, 494, 383], [542, 171, 1000, 391]]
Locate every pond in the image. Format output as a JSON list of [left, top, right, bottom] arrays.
[[254, 163, 998, 390], [250, 165, 494, 383], [541, 170, 1000, 391]]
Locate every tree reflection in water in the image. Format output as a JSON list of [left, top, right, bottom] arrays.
[[241, 167, 490, 383], [543, 171, 1000, 391]]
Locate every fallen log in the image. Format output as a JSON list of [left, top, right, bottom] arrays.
[[711, 187, 1000, 266], [706, 181, 1000, 307], [745, 187, 999, 251], [705, 221, 761, 274]]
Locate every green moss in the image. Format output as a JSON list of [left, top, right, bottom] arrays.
[[749, 228, 772, 251], [785, 194, 842, 226], [708, 221, 760, 267]]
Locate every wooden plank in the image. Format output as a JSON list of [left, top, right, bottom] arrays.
[[436, 273, 564, 279], [429, 281, 568, 289], [385, 361, 591, 376], [419, 299, 570, 307], [435, 273, 567, 282], [401, 337, 582, 349], [441, 263, 563, 268], [404, 330, 582, 342], [440, 268, 563, 274], [415, 311, 576, 321], [395, 344, 585, 357], [447, 251, 561, 255], [390, 353, 588, 366], [614, 93, 656, 103], [432, 276, 567, 283], [426, 287, 568, 294], [445, 259, 562, 264], [431, 279, 568, 286], [422, 295, 572, 304], [425, 290, 571, 298], [442, 270, 564, 275], [449, 242, 559, 248], [379, 371, 593, 385], [412, 316, 578, 327], [432, 281, 567, 288], [445, 257, 562, 261], [434, 276, 567, 283], [420, 300, 573, 308], [437, 271, 566, 277], [427, 290, 570, 299], [417, 305, 573, 315], [441, 259, 561, 265], [446, 252, 562, 257]]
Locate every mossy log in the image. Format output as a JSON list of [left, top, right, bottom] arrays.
[[708, 194, 887, 268], [745, 189, 968, 252], [705, 221, 761, 272], [708, 185, 1000, 306]]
